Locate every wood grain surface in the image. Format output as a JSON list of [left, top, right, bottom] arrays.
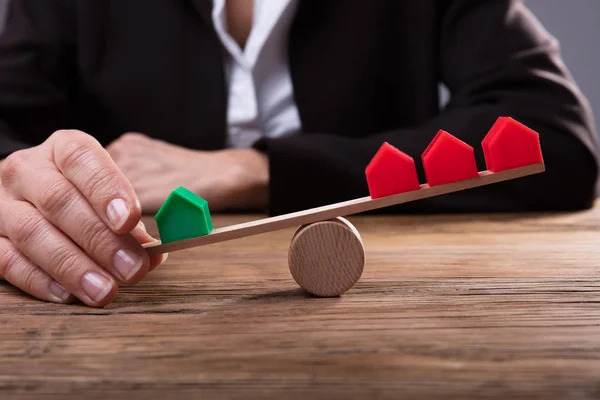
[[1, 203, 600, 399]]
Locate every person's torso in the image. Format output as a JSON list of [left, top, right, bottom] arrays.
[[65, 0, 442, 150]]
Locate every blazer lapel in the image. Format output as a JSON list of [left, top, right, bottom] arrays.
[[180, 0, 228, 150]]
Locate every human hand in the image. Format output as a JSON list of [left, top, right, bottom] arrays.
[[0, 130, 165, 307], [106, 133, 269, 213]]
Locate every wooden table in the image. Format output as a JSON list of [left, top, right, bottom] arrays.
[[1, 206, 600, 399]]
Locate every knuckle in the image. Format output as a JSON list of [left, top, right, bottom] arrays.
[[84, 166, 121, 199], [78, 217, 112, 256], [116, 159, 135, 172], [37, 178, 78, 217], [0, 246, 39, 296], [105, 141, 118, 154], [50, 129, 93, 144], [48, 129, 69, 143], [1, 150, 26, 185], [0, 246, 22, 279], [17, 263, 39, 296], [47, 245, 81, 279], [121, 132, 145, 142], [10, 211, 46, 248], [57, 138, 97, 172]]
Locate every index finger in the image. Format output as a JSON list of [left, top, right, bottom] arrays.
[[49, 130, 142, 234]]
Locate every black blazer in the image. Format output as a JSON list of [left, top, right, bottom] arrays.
[[0, 0, 597, 215]]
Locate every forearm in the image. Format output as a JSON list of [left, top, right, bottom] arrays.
[[262, 107, 597, 216], [259, 0, 598, 215]]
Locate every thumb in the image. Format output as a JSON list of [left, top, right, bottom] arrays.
[[132, 221, 168, 272]]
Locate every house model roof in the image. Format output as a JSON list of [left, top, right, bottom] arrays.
[[482, 117, 544, 172], [155, 186, 213, 244], [422, 130, 479, 186], [365, 142, 420, 199]]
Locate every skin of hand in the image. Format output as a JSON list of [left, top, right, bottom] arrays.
[[105, 133, 269, 213], [0, 130, 166, 307]]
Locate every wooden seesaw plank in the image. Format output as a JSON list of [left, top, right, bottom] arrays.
[[143, 163, 545, 255]]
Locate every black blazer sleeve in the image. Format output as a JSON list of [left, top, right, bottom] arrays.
[[260, 0, 599, 215], [0, 0, 75, 158]]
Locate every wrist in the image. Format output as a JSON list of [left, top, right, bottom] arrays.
[[218, 149, 270, 210]]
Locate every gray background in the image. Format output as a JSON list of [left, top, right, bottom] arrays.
[[0, 0, 598, 124]]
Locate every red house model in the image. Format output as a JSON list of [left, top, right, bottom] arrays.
[[365, 142, 420, 199], [482, 117, 544, 172], [422, 130, 479, 186]]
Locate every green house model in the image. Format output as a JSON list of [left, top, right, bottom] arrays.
[[154, 186, 214, 244]]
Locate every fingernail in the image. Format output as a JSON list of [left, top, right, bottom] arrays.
[[49, 281, 71, 303], [114, 249, 143, 281], [106, 198, 129, 230], [160, 253, 169, 265], [82, 272, 113, 303]]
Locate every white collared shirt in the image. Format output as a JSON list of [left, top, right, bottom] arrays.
[[211, 0, 301, 148]]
